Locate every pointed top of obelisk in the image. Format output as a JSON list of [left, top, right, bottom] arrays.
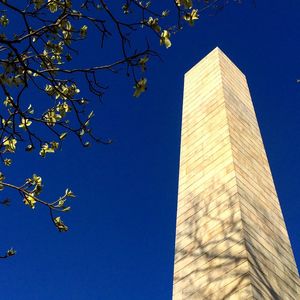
[[185, 46, 245, 79]]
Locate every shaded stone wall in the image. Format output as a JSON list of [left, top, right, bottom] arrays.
[[172, 48, 299, 299]]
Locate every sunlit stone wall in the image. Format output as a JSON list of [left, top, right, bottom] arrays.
[[172, 48, 299, 299]]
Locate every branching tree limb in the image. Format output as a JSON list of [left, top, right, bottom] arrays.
[[0, 0, 240, 257]]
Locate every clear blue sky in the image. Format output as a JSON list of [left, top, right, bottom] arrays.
[[1, 1, 300, 299]]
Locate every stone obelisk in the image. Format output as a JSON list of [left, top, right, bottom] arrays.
[[173, 48, 299, 299]]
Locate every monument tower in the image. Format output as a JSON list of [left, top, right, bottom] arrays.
[[172, 48, 299, 299]]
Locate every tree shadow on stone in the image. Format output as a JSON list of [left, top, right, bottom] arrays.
[[172, 176, 288, 299]]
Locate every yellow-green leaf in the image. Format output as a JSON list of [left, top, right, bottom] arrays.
[[54, 216, 68, 232], [59, 132, 68, 140], [133, 78, 147, 97], [183, 9, 199, 26], [23, 193, 37, 209], [160, 30, 172, 49]]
